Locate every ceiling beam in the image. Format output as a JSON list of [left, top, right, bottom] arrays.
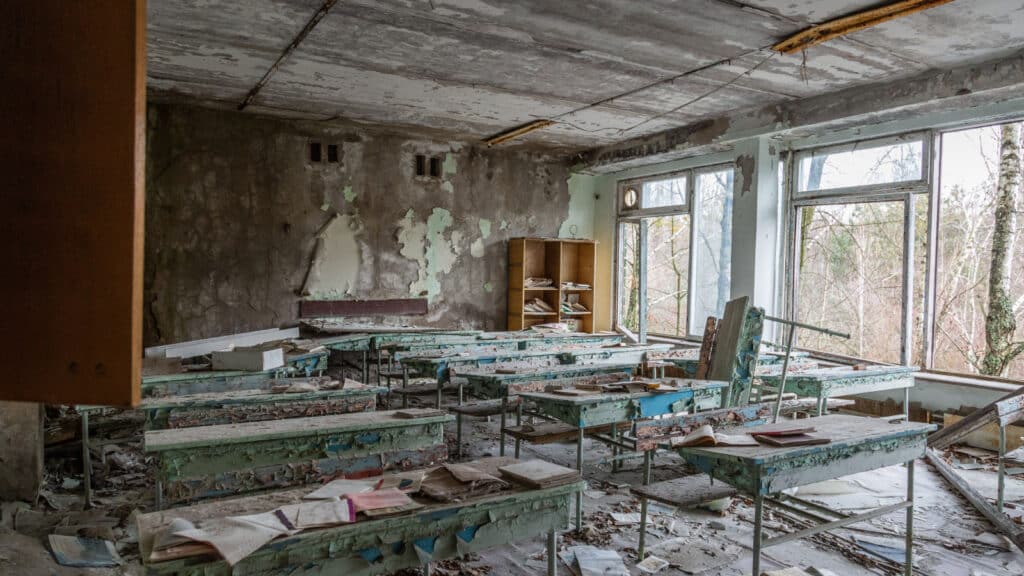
[[238, 0, 338, 111], [772, 0, 955, 54]]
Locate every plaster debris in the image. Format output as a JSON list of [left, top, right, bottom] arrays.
[[398, 207, 463, 300]]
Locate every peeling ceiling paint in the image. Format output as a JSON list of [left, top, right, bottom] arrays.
[[148, 0, 1024, 152]]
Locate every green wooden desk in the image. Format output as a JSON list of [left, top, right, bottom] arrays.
[[519, 380, 728, 529], [137, 466, 583, 576], [758, 364, 917, 417], [678, 414, 935, 576], [141, 351, 330, 397], [139, 384, 386, 430], [144, 409, 452, 507], [558, 343, 672, 364]]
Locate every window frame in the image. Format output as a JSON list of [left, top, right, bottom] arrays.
[[783, 131, 932, 366], [614, 163, 735, 341]]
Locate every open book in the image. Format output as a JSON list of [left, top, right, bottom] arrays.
[[670, 424, 759, 448]]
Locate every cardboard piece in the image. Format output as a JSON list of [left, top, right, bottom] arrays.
[[499, 460, 580, 489]]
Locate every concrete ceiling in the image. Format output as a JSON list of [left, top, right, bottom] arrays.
[[147, 0, 1024, 152]]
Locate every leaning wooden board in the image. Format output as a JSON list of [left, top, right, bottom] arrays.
[[144, 409, 451, 507]]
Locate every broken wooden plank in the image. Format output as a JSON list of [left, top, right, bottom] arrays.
[[631, 474, 737, 508], [941, 413, 1024, 453], [144, 328, 300, 359], [145, 410, 452, 506], [925, 448, 1024, 553], [928, 385, 1024, 449], [696, 316, 717, 379], [299, 298, 428, 318]]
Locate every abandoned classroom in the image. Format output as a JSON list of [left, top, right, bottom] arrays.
[[5, 1, 1024, 575]]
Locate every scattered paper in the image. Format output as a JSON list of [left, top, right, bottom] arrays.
[[304, 478, 378, 500], [48, 535, 122, 568], [610, 512, 641, 525], [636, 555, 670, 573], [174, 516, 289, 566]]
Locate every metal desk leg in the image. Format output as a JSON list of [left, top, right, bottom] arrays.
[[547, 530, 557, 576], [575, 427, 584, 531], [515, 401, 523, 459], [362, 350, 368, 384], [817, 393, 826, 416], [611, 425, 619, 473], [456, 413, 463, 459], [643, 450, 652, 485], [155, 480, 163, 511], [499, 397, 507, 457], [905, 459, 914, 576], [752, 493, 764, 576], [638, 496, 648, 560], [436, 376, 443, 410], [458, 380, 464, 406], [904, 387, 911, 421], [998, 425, 1006, 510], [81, 411, 91, 509], [402, 366, 410, 409], [376, 350, 383, 386], [424, 561, 432, 576]]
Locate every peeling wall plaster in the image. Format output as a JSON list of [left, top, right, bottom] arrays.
[[145, 103, 583, 344]]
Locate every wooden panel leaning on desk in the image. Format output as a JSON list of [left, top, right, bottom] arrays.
[[144, 409, 452, 508], [677, 414, 935, 576], [137, 458, 583, 576]]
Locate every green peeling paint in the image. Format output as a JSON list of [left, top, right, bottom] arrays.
[[443, 152, 457, 175], [478, 219, 492, 238], [560, 173, 597, 239], [500, 220, 509, 230], [484, 282, 493, 292], [343, 185, 357, 203], [442, 181, 454, 194], [397, 208, 462, 301]]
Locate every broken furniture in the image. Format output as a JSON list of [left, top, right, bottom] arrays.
[[144, 409, 452, 508], [556, 342, 673, 364], [461, 363, 637, 454], [758, 364, 917, 418], [517, 380, 728, 530], [676, 414, 935, 576], [138, 382, 386, 430], [141, 349, 329, 397], [508, 237, 597, 332], [454, 368, 630, 455], [318, 333, 373, 384], [136, 458, 584, 576], [367, 330, 483, 384]]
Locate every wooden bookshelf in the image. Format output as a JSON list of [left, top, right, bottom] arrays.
[[507, 237, 597, 333]]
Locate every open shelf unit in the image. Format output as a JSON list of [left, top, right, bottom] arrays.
[[507, 237, 597, 333]]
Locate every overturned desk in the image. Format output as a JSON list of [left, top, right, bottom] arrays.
[[136, 458, 583, 576], [678, 414, 935, 576]]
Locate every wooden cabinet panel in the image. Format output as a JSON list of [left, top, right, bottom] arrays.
[[0, 3, 146, 406]]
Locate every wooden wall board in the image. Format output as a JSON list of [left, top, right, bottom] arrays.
[[299, 299, 428, 318], [0, 3, 146, 406]]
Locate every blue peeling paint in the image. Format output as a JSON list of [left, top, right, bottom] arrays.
[[356, 432, 381, 445], [420, 508, 460, 523], [358, 548, 383, 563], [456, 524, 480, 543], [414, 537, 437, 555]]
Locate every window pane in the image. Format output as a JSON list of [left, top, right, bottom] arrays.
[[617, 221, 640, 333], [642, 175, 687, 209], [797, 139, 923, 192], [934, 124, 1024, 378], [795, 201, 906, 362], [646, 215, 690, 337], [691, 169, 733, 333]]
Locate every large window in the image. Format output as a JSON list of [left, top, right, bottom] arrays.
[[789, 134, 927, 364], [788, 123, 1024, 380], [933, 124, 1024, 379], [616, 167, 734, 339]]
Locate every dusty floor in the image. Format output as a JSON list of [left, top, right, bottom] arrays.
[[5, 382, 1024, 576]]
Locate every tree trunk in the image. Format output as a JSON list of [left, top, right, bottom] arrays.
[[799, 156, 826, 272], [981, 123, 1023, 376], [625, 223, 641, 331]]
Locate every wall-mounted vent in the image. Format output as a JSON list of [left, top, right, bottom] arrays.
[[414, 154, 445, 179], [309, 142, 322, 163], [415, 154, 427, 176], [429, 157, 442, 177], [327, 144, 339, 163]]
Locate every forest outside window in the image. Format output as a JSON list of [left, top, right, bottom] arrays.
[[616, 166, 734, 339]]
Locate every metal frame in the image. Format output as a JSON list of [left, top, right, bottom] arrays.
[[614, 163, 736, 341], [783, 130, 932, 366]]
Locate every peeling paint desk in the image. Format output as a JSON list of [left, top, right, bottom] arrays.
[[518, 380, 728, 529], [140, 350, 330, 397], [557, 343, 673, 364], [319, 334, 374, 383], [137, 472, 584, 576], [138, 384, 387, 430], [144, 409, 452, 508], [677, 414, 936, 576], [757, 364, 917, 417]]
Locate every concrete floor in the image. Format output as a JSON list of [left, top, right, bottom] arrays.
[[4, 397, 1024, 576]]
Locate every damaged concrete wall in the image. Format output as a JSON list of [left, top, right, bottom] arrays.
[[145, 103, 581, 345]]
